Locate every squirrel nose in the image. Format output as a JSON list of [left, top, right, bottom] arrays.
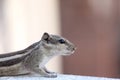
[[70, 45, 76, 51], [73, 47, 76, 51]]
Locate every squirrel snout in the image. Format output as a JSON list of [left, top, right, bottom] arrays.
[[68, 45, 76, 52]]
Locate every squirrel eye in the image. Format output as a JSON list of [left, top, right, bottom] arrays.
[[58, 39, 66, 44]]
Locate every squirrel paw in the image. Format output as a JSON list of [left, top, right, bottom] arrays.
[[44, 72, 57, 78]]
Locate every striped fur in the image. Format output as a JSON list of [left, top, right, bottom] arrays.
[[0, 41, 39, 67]]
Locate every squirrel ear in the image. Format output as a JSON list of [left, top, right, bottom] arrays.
[[42, 32, 50, 41]]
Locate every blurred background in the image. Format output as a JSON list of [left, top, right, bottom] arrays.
[[0, 0, 120, 78]]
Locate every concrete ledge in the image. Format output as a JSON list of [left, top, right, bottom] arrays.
[[0, 74, 119, 80]]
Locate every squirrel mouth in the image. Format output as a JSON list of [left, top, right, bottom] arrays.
[[64, 50, 75, 56], [64, 46, 76, 56]]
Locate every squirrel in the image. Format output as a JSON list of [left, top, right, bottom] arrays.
[[0, 32, 76, 78]]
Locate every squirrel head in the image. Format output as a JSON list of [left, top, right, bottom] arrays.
[[40, 32, 76, 56]]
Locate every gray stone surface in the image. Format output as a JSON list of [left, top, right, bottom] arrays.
[[0, 74, 119, 80]]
